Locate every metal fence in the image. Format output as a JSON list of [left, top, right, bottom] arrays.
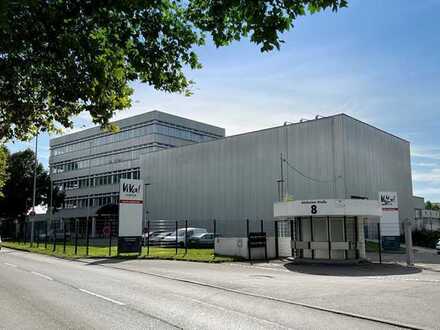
[[414, 218, 440, 232], [4, 217, 437, 266], [9, 218, 274, 259]]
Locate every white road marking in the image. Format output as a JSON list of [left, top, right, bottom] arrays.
[[4, 262, 17, 268], [79, 288, 126, 306], [31, 271, 53, 281]]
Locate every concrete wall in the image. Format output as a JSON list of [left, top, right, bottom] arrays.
[[215, 237, 277, 259]]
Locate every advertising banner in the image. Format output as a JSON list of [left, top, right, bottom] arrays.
[[118, 179, 143, 253]]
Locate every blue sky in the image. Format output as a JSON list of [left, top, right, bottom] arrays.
[[6, 0, 440, 201]]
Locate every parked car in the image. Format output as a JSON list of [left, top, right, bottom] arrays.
[[39, 231, 71, 240], [0, 235, 2, 250], [436, 239, 440, 254], [188, 232, 218, 248], [150, 231, 173, 245], [162, 227, 207, 247], [142, 231, 172, 245]]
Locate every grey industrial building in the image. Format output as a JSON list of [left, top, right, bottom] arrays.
[[50, 111, 224, 220], [47, 110, 413, 238], [141, 113, 413, 227]]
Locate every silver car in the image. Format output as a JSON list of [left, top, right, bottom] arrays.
[[436, 239, 440, 254], [162, 228, 207, 247]]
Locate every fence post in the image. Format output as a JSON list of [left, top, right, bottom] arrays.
[[85, 218, 89, 256], [327, 216, 331, 260], [261, 219, 267, 261], [108, 219, 112, 257], [74, 219, 79, 255], [147, 220, 150, 256], [23, 222, 27, 246], [290, 219, 294, 258], [175, 221, 178, 255], [213, 219, 216, 247], [185, 220, 188, 255], [246, 219, 250, 262], [52, 221, 56, 252], [377, 222, 382, 264], [274, 220, 279, 259], [44, 221, 48, 249], [63, 218, 67, 254], [30, 222, 33, 248], [36, 223, 40, 248]]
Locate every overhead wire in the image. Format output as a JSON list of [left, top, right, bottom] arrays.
[[282, 157, 339, 184]]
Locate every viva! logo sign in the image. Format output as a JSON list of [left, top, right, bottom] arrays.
[[123, 183, 140, 194], [120, 179, 143, 204]]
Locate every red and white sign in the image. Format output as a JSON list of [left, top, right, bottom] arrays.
[[119, 179, 144, 237], [379, 192, 400, 236]]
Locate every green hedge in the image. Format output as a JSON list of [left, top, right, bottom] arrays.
[[412, 230, 440, 249]]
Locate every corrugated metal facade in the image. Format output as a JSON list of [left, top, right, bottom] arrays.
[[140, 114, 413, 231]]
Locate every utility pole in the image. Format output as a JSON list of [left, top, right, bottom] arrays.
[[280, 153, 285, 201], [85, 140, 92, 255], [32, 133, 38, 215], [31, 133, 38, 244], [144, 183, 151, 232]]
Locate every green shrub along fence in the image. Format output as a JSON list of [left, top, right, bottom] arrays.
[[412, 229, 440, 249]]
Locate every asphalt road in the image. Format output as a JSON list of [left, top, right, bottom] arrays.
[[0, 248, 438, 329]]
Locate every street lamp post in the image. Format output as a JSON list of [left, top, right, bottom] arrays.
[[144, 183, 151, 233], [31, 133, 38, 244]]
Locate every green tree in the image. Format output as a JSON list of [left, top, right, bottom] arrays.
[[0, 0, 347, 140], [0, 149, 49, 221], [426, 201, 433, 210], [0, 144, 9, 198], [0, 145, 8, 197]]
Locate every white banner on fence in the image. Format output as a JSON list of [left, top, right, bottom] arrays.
[[379, 192, 400, 236], [118, 179, 143, 237]]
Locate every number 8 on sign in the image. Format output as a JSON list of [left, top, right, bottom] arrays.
[[311, 205, 317, 214]]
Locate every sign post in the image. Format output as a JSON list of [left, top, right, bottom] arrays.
[[379, 192, 400, 251], [118, 179, 144, 255]]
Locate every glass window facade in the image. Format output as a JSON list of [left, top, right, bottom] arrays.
[[64, 192, 120, 209], [54, 168, 140, 191], [51, 121, 221, 157], [52, 143, 166, 174]]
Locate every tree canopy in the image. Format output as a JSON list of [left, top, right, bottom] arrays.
[[0, 149, 64, 221], [0, 145, 8, 197], [0, 0, 347, 140], [0, 149, 48, 219]]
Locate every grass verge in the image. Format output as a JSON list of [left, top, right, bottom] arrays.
[[1, 241, 239, 263]]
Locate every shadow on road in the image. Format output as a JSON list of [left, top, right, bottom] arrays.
[[283, 262, 422, 277], [83, 256, 139, 267]]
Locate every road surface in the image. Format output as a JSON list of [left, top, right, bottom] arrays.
[[0, 248, 437, 329]]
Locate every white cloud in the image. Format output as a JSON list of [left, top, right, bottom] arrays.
[[411, 146, 440, 161], [412, 162, 437, 167], [413, 168, 440, 183]]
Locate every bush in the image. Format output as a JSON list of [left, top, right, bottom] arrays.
[[412, 229, 440, 249]]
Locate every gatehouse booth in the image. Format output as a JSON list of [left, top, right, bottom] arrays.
[[274, 199, 382, 261]]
